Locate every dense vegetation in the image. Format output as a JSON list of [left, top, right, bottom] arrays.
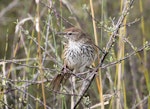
[[0, 0, 150, 109]]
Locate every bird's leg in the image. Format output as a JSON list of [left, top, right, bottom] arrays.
[[62, 64, 67, 74]]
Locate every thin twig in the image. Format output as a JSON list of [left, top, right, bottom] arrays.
[[131, 94, 150, 109], [101, 42, 150, 69], [6, 81, 51, 109], [40, 1, 75, 27]]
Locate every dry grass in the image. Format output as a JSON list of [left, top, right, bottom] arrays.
[[0, 0, 150, 109]]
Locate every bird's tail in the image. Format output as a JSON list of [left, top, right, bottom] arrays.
[[50, 67, 71, 91]]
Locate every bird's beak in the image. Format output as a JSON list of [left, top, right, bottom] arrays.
[[56, 32, 68, 39]]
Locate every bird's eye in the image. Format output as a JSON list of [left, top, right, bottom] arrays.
[[67, 32, 72, 35]]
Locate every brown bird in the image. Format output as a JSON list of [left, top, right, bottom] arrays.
[[51, 27, 101, 91]]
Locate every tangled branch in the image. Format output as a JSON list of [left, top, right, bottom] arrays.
[[73, 0, 135, 108]]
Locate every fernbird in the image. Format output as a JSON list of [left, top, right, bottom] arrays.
[[51, 27, 100, 91]]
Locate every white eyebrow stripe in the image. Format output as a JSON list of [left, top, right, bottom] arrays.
[[67, 32, 78, 35]]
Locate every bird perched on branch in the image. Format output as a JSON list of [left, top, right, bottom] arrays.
[[51, 27, 102, 91]]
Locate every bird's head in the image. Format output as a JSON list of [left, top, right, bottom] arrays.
[[57, 27, 84, 42]]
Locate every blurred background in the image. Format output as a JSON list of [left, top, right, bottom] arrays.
[[0, 0, 150, 109]]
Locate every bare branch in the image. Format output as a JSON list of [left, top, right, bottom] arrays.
[[40, 1, 75, 27], [131, 94, 150, 109], [101, 42, 150, 69]]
